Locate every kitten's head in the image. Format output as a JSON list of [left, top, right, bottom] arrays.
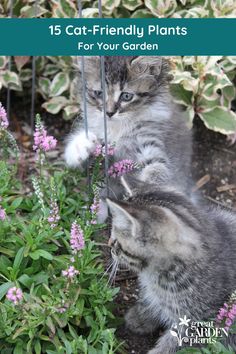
[[107, 176, 203, 273], [78, 56, 171, 123]]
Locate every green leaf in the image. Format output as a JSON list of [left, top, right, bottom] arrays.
[[18, 274, 32, 288], [102, 0, 121, 11], [122, 0, 143, 11], [11, 197, 23, 209], [20, 4, 49, 17], [171, 84, 193, 106], [43, 64, 59, 76], [63, 105, 79, 120], [13, 342, 24, 354], [144, 0, 177, 17], [34, 340, 41, 354], [30, 249, 53, 261], [0, 246, 15, 257], [50, 72, 70, 97], [19, 68, 32, 81], [60, 0, 77, 17], [198, 107, 236, 135], [0, 282, 15, 300], [2, 70, 22, 91], [42, 96, 68, 114], [13, 246, 25, 271], [38, 77, 51, 97]]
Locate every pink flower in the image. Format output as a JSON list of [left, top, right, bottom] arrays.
[[93, 144, 115, 157], [6, 287, 23, 304], [0, 102, 9, 129], [93, 144, 103, 157], [216, 297, 236, 331], [57, 307, 66, 313], [48, 200, 60, 229], [41, 135, 57, 151], [62, 265, 79, 278], [70, 221, 85, 253], [108, 159, 135, 178], [0, 206, 6, 221], [33, 116, 57, 153], [90, 196, 100, 221], [225, 318, 233, 327]]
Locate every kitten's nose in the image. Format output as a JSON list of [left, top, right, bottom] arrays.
[[106, 111, 115, 118]]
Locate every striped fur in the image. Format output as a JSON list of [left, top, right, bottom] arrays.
[[107, 177, 236, 354], [65, 56, 191, 194]]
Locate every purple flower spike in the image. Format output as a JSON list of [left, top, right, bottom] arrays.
[[70, 221, 85, 253], [0, 102, 9, 129]]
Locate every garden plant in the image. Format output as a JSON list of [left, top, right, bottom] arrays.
[[0, 105, 121, 354]]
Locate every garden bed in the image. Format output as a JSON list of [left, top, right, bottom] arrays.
[[1, 95, 236, 353]]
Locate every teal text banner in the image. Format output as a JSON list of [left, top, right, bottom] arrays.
[[0, 18, 235, 55]]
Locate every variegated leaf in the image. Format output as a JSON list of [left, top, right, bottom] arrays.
[[199, 107, 236, 135], [1, 70, 22, 91], [63, 105, 79, 120], [122, 0, 142, 11], [50, 72, 70, 97], [42, 96, 68, 114]]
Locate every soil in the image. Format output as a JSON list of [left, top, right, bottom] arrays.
[[2, 93, 236, 354]]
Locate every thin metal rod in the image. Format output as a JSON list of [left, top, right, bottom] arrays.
[[98, 0, 109, 196], [30, 0, 38, 134], [77, 0, 91, 191], [30, 56, 36, 132], [78, 0, 88, 137], [6, 0, 13, 122]]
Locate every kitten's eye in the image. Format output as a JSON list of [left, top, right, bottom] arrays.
[[120, 92, 134, 102], [94, 90, 103, 99]]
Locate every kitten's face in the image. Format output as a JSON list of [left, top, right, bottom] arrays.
[[107, 178, 202, 273], [107, 198, 168, 272], [81, 56, 169, 123]]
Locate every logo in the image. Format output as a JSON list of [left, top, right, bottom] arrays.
[[170, 315, 228, 347]]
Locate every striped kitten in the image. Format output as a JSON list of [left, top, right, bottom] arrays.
[[107, 176, 236, 354], [65, 56, 192, 195]]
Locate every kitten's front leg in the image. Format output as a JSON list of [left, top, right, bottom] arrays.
[[64, 130, 98, 168], [147, 330, 178, 354], [125, 303, 160, 334]]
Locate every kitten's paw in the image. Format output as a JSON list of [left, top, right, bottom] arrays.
[[65, 131, 97, 168], [125, 305, 156, 334]]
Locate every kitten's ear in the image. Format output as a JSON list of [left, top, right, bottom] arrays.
[[76, 56, 100, 76], [120, 175, 146, 197], [106, 198, 138, 229], [129, 56, 163, 76]]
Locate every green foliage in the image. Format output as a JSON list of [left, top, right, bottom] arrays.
[[0, 0, 236, 135], [170, 56, 236, 134], [0, 124, 121, 353]]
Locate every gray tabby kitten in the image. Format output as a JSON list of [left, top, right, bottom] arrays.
[[65, 56, 191, 195], [107, 176, 236, 354]]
